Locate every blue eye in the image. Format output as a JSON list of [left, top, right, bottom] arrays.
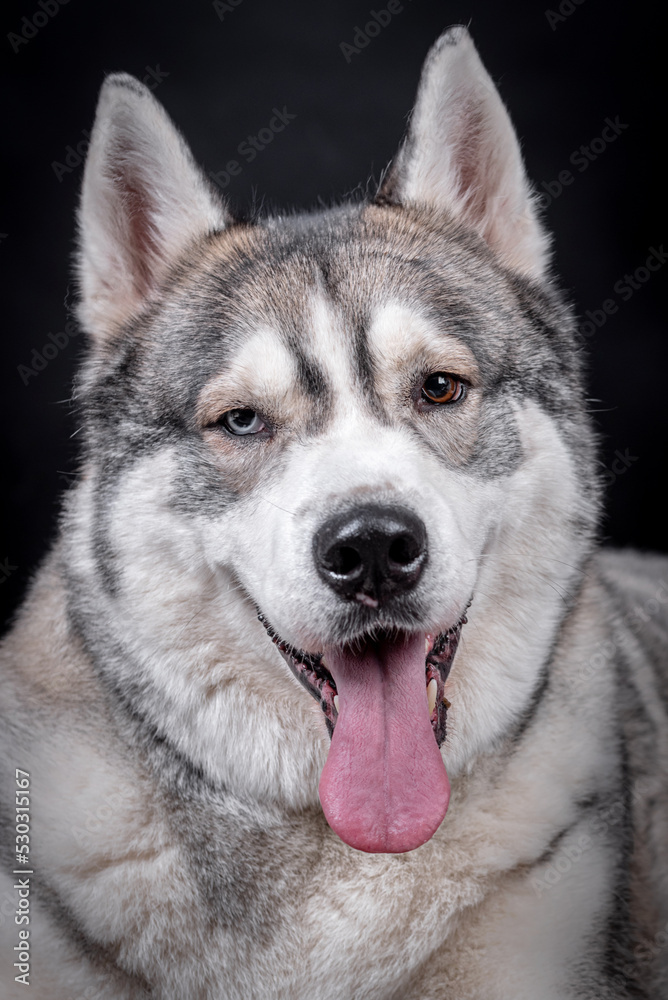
[[221, 409, 267, 436]]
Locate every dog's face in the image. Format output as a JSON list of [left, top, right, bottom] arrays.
[[71, 28, 598, 853]]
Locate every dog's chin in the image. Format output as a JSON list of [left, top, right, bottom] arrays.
[[257, 603, 470, 854]]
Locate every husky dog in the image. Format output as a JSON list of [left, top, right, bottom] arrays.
[[1, 24, 667, 1000]]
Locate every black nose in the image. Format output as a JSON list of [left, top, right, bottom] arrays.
[[313, 504, 428, 604]]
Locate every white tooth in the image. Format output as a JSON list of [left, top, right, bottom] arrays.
[[427, 678, 437, 715], [333, 695, 340, 713]]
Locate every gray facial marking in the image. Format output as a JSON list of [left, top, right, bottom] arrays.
[[74, 201, 596, 532]]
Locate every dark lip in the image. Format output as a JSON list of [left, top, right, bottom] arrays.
[[257, 603, 470, 745]]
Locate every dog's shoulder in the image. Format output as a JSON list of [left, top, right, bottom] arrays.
[[595, 546, 668, 639]]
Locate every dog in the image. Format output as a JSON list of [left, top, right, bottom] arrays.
[[1, 24, 667, 999]]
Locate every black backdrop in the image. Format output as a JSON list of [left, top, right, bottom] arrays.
[[1, 0, 666, 629]]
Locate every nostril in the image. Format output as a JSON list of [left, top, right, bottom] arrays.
[[328, 545, 362, 577], [388, 534, 420, 567]]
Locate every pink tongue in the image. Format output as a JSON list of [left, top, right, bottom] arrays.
[[318, 632, 450, 853]]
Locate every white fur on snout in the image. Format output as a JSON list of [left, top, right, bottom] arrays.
[[223, 418, 489, 651]]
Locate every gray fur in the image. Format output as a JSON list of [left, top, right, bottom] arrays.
[[1, 25, 667, 1000]]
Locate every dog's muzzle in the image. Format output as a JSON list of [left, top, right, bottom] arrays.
[[259, 502, 469, 854]]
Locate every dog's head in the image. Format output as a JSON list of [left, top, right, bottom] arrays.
[[71, 27, 598, 853]]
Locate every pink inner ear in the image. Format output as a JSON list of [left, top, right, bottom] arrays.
[[444, 90, 519, 251], [451, 99, 487, 217], [109, 143, 162, 303]]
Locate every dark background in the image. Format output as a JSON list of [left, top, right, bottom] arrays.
[[1, 0, 666, 629]]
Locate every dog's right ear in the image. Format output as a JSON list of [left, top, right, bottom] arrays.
[[77, 74, 229, 342]]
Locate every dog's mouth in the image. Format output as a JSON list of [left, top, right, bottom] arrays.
[[258, 608, 469, 854], [257, 613, 466, 744]]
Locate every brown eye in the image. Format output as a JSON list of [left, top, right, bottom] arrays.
[[421, 372, 465, 404]]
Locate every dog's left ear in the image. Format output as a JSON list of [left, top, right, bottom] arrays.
[[378, 26, 550, 280]]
